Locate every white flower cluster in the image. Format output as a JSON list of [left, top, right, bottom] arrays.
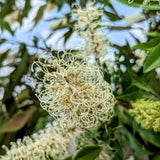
[[0, 123, 77, 160], [1, 123, 113, 160], [132, 50, 147, 72], [32, 52, 115, 130], [73, 3, 108, 58]]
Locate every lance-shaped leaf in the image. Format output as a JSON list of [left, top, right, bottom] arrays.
[[74, 145, 103, 160], [132, 38, 160, 50], [143, 43, 160, 73], [0, 108, 36, 133], [117, 0, 160, 10]]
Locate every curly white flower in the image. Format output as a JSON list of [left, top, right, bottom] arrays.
[[32, 52, 115, 130], [0, 123, 77, 160]]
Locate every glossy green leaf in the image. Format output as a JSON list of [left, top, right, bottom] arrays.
[[144, 43, 160, 73], [132, 38, 160, 50], [117, 0, 160, 10], [73, 145, 103, 160]]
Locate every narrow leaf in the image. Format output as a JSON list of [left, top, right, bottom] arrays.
[[117, 0, 160, 10], [0, 108, 36, 133], [132, 38, 160, 50], [34, 5, 46, 26], [144, 43, 160, 73], [137, 127, 160, 148], [120, 126, 152, 155], [74, 145, 103, 160]]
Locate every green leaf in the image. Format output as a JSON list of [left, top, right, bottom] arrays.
[[0, 38, 6, 44], [0, 18, 14, 35], [117, 0, 160, 10], [107, 25, 131, 30], [0, 50, 9, 67], [104, 11, 121, 21], [0, 0, 15, 18], [137, 127, 160, 148], [34, 5, 46, 26], [120, 125, 152, 155], [132, 38, 160, 50], [116, 90, 142, 101], [3, 44, 30, 102], [17, 88, 30, 104], [132, 80, 156, 94], [144, 43, 160, 73], [18, 0, 32, 25], [0, 76, 9, 87], [64, 28, 73, 44], [146, 32, 160, 38], [73, 145, 103, 160], [63, 156, 73, 160], [0, 108, 36, 133]]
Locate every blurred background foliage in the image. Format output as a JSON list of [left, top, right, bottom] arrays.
[[0, 0, 160, 159]]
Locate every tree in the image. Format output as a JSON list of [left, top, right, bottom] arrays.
[[0, 0, 160, 159]]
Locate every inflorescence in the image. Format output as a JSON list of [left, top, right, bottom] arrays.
[[129, 99, 160, 132], [32, 52, 115, 130], [0, 123, 77, 160], [73, 2, 108, 58]]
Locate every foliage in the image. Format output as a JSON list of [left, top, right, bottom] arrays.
[[0, 0, 160, 159]]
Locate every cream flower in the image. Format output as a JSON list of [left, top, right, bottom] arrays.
[[0, 123, 77, 160], [129, 99, 160, 132], [32, 52, 115, 130], [125, 13, 144, 25], [132, 50, 147, 72], [73, 3, 108, 58], [4, 11, 18, 24]]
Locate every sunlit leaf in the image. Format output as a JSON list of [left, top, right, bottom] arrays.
[[144, 43, 160, 73], [117, 0, 160, 10], [132, 38, 160, 50]]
